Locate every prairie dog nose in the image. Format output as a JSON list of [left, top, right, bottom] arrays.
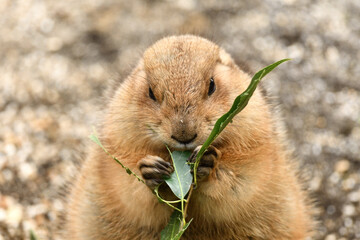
[[171, 118, 197, 144]]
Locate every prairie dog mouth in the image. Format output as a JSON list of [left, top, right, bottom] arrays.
[[169, 142, 197, 152]]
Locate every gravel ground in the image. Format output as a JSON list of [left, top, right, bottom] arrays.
[[0, 0, 359, 239]]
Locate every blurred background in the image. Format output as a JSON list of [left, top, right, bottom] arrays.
[[0, 0, 359, 239]]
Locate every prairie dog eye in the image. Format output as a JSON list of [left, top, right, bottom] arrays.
[[208, 77, 216, 96], [149, 87, 156, 101]]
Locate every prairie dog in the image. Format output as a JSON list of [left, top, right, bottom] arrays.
[[65, 35, 313, 239]]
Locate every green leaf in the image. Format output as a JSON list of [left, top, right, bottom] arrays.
[[193, 59, 290, 184], [165, 150, 193, 200], [173, 219, 192, 240], [30, 230, 38, 240], [89, 132, 106, 152], [161, 210, 192, 240], [161, 211, 182, 240]]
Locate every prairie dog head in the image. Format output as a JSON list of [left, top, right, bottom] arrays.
[[105, 35, 270, 153]]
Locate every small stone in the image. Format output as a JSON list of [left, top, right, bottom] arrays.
[[326, 46, 340, 64], [343, 204, 356, 216], [4, 144, 16, 156], [335, 159, 350, 173], [6, 204, 23, 228], [348, 191, 360, 202], [19, 162, 37, 181], [342, 178, 356, 191], [287, 43, 305, 62], [344, 217, 353, 227], [327, 205, 336, 215], [316, 117, 327, 128], [339, 227, 347, 236], [176, 0, 196, 10], [0, 209, 6, 221], [329, 172, 340, 184], [325, 234, 336, 240], [46, 37, 63, 52], [2, 169, 13, 181]]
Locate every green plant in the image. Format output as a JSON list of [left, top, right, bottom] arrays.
[[30, 230, 39, 240], [90, 59, 290, 240]]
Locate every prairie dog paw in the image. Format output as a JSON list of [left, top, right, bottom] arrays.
[[138, 156, 173, 190], [188, 145, 221, 181]]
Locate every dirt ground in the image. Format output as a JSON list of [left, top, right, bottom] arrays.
[[0, 0, 359, 239]]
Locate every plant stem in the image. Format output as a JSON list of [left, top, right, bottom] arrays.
[[179, 184, 194, 230], [183, 185, 194, 220], [181, 193, 185, 226], [154, 185, 183, 212]]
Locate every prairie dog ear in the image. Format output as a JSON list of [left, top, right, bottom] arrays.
[[219, 49, 235, 67]]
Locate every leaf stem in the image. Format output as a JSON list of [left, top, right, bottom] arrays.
[[181, 184, 194, 228], [154, 185, 183, 212], [89, 130, 145, 183]]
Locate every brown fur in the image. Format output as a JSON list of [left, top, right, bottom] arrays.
[[65, 35, 314, 239]]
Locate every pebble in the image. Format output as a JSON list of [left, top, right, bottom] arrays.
[[327, 205, 336, 215], [2, 169, 14, 182], [335, 159, 350, 173], [0, 209, 6, 221], [344, 217, 353, 228], [6, 204, 23, 228], [343, 205, 356, 216], [324, 234, 336, 240], [343, 178, 356, 191], [348, 191, 360, 203], [329, 172, 340, 184], [18, 162, 37, 181]]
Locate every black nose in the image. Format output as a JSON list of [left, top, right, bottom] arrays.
[[171, 134, 197, 144]]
